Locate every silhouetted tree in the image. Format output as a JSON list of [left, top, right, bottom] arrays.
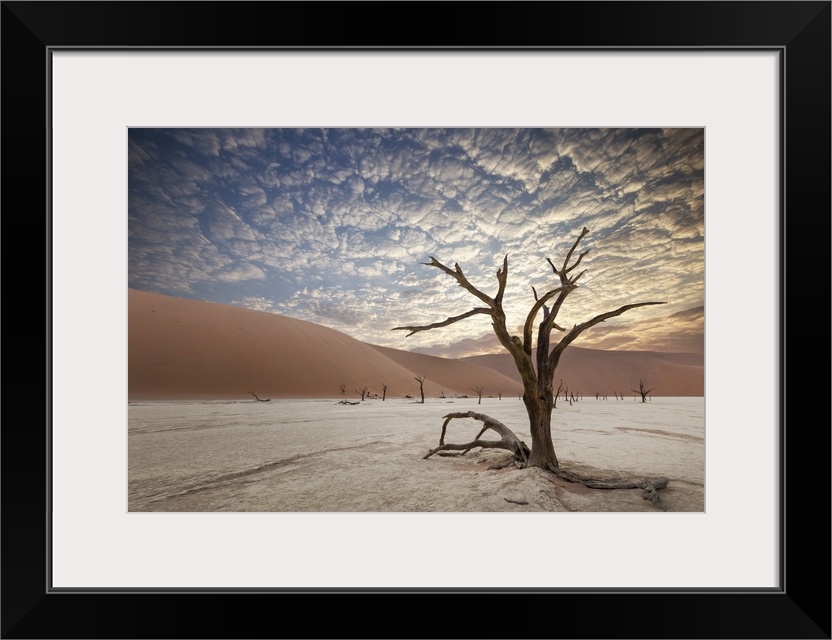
[[395, 226, 665, 480], [472, 386, 484, 404], [414, 376, 425, 404], [632, 379, 654, 403], [381, 383, 388, 401], [336, 383, 358, 405], [355, 386, 370, 401], [554, 379, 565, 409]]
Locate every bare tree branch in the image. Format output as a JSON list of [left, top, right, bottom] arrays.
[[494, 255, 509, 306], [570, 268, 588, 285], [548, 228, 589, 282], [423, 257, 495, 308], [392, 308, 492, 337], [549, 301, 667, 368], [565, 249, 590, 275], [560, 226, 590, 275], [523, 286, 567, 354], [541, 287, 575, 337], [546, 257, 560, 276]]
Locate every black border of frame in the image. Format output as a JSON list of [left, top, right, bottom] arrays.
[[2, 2, 829, 638]]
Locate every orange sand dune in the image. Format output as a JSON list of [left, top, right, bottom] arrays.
[[369, 344, 524, 399], [129, 289, 703, 400], [128, 289, 523, 400], [464, 347, 703, 397]]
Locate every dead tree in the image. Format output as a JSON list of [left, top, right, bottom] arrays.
[[414, 376, 426, 404], [632, 379, 654, 403], [424, 412, 530, 469], [394, 226, 666, 481], [472, 386, 484, 404], [554, 379, 564, 409], [355, 386, 370, 401], [439, 389, 445, 399], [337, 384, 359, 405], [381, 383, 388, 401], [249, 391, 271, 402]]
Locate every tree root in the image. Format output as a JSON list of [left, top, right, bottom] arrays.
[[424, 411, 668, 503], [546, 463, 669, 502]]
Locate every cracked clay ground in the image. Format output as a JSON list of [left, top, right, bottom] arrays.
[[128, 397, 704, 513]]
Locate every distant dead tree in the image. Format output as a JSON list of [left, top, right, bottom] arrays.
[[414, 376, 426, 404], [249, 392, 271, 402], [472, 386, 484, 404], [394, 226, 668, 500], [355, 386, 370, 401], [554, 379, 565, 409], [337, 384, 359, 405], [632, 379, 654, 403], [439, 389, 445, 399], [498, 392, 502, 400], [381, 383, 388, 401]]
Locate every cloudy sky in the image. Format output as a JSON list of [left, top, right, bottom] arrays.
[[128, 128, 704, 357]]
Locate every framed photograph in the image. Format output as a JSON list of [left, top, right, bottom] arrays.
[[124, 125, 706, 517], [4, 2, 829, 638]]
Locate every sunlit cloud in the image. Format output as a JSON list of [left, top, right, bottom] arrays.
[[129, 128, 704, 355]]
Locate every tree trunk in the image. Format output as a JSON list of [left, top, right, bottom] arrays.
[[524, 393, 558, 468]]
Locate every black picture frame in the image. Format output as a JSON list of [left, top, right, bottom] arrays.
[[3, 2, 829, 638]]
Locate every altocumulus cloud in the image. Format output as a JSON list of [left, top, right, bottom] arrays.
[[129, 128, 704, 355]]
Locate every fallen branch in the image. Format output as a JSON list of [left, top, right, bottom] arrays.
[[249, 392, 271, 402], [424, 411, 669, 503], [423, 411, 530, 464]]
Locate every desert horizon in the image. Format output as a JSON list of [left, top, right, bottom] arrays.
[[129, 288, 704, 401]]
